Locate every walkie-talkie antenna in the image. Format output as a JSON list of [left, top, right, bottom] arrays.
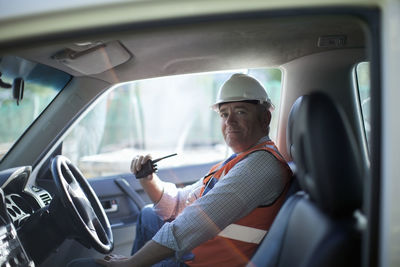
[[135, 153, 178, 179], [152, 153, 178, 163]]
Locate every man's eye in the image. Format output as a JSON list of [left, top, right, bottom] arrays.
[[236, 110, 246, 115], [220, 113, 228, 118]]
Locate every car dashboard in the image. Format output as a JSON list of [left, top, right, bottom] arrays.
[[0, 166, 52, 267]]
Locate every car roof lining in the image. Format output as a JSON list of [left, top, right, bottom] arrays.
[[14, 14, 366, 84]]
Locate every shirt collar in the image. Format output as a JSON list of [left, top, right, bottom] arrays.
[[236, 135, 271, 155]]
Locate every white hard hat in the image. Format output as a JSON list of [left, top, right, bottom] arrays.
[[212, 73, 271, 110]]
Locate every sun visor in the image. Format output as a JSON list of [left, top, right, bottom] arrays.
[[52, 41, 131, 75]]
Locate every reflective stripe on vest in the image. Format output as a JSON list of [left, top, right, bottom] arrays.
[[218, 223, 267, 244]]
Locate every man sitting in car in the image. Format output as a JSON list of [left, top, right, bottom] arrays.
[[72, 73, 292, 267]]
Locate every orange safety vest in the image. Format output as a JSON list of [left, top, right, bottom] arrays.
[[186, 140, 292, 267]]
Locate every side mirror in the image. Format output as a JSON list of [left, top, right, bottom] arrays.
[[13, 77, 24, 105]]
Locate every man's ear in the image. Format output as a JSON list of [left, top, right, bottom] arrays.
[[265, 110, 271, 126], [264, 111, 272, 135], [258, 109, 271, 133]]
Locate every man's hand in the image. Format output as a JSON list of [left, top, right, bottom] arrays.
[[131, 154, 153, 180], [96, 254, 131, 267], [130, 154, 164, 204], [96, 241, 175, 267]]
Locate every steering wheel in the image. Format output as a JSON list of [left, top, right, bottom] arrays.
[[51, 155, 113, 253]]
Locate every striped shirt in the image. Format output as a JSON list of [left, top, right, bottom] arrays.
[[152, 136, 291, 259]]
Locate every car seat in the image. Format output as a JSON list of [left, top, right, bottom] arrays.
[[249, 92, 364, 267]]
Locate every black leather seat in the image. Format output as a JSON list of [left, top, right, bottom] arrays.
[[249, 92, 363, 267]]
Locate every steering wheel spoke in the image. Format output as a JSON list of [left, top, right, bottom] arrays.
[[59, 159, 79, 186], [91, 217, 111, 245], [51, 155, 113, 253]]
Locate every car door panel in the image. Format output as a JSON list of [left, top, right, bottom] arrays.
[[88, 161, 218, 251]]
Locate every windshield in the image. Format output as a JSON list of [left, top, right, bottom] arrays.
[[0, 56, 71, 160]]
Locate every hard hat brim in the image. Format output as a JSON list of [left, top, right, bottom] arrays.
[[211, 98, 266, 111]]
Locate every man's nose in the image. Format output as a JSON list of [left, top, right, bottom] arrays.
[[226, 113, 237, 124]]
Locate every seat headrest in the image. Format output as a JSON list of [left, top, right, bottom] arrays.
[[290, 92, 363, 217], [287, 96, 304, 160]]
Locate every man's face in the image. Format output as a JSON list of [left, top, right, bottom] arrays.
[[219, 102, 266, 153]]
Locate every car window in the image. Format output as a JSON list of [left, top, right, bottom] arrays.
[[63, 68, 282, 178], [0, 56, 71, 161], [355, 62, 371, 148]]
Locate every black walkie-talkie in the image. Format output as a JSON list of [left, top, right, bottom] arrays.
[[135, 153, 177, 179]]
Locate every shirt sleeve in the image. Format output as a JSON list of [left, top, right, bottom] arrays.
[[154, 178, 204, 220], [152, 150, 290, 259]]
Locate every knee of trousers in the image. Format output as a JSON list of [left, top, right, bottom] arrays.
[[139, 204, 159, 225]]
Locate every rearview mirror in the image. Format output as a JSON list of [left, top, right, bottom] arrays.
[[0, 73, 25, 106], [13, 77, 24, 105]]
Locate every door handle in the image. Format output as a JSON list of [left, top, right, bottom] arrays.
[[102, 199, 118, 213]]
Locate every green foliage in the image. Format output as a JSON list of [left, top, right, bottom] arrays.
[[0, 84, 57, 143]]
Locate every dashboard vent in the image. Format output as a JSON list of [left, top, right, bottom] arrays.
[[39, 193, 52, 206]]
